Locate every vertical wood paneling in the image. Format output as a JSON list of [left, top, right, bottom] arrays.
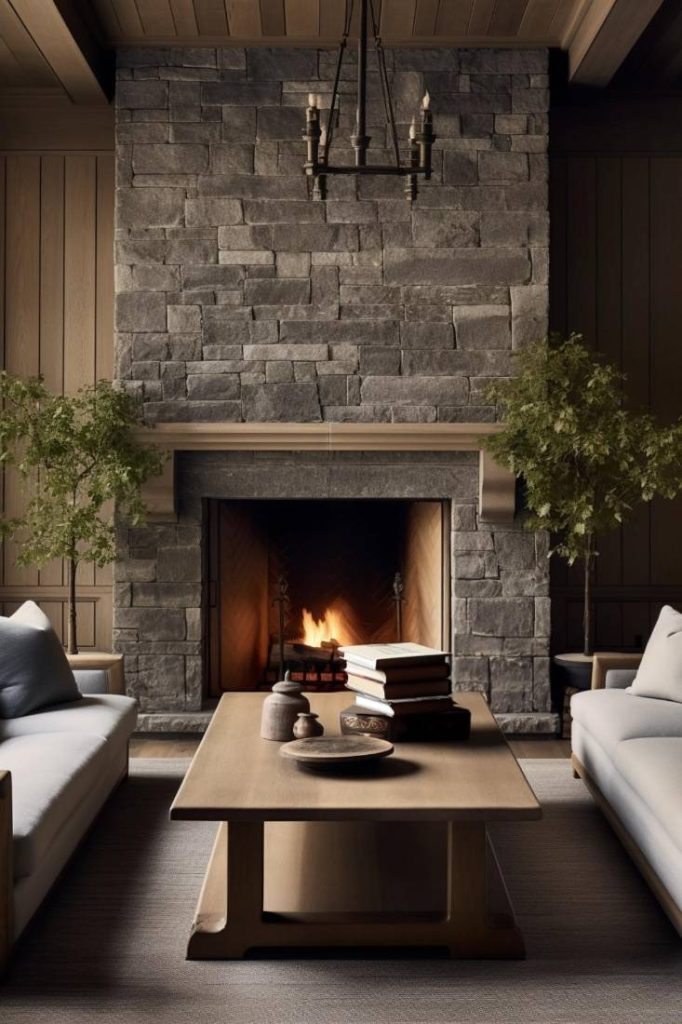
[[0, 151, 115, 648], [550, 146, 682, 653], [4, 156, 40, 589]]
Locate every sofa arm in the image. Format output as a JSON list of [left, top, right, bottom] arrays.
[[605, 669, 638, 689], [0, 771, 12, 977], [73, 669, 110, 695], [591, 653, 643, 690]]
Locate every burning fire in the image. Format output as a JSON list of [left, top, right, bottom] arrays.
[[300, 605, 353, 647]]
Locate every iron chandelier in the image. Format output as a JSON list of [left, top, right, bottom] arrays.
[[302, 0, 436, 201]]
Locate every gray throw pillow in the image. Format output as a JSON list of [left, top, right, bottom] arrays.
[[0, 601, 81, 718]]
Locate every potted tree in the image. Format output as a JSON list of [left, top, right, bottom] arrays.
[[0, 374, 165, 655], [484, 334, 682, 688]]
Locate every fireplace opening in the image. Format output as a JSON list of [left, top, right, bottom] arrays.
[[205, 499, 450, 695]]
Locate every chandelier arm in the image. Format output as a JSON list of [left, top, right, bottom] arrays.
[[376, 38, 401, 169], [322, 0, 354, 162]]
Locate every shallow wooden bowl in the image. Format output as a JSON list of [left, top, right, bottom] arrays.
[[279, 735, 394, 770]]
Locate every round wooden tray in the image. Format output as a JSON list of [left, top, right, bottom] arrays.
[[279, 735, 394, 770]]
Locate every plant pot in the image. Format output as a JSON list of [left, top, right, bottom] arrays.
[[553, 652, 594, 692]]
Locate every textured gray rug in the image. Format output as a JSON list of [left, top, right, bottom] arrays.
[[4, 759, 681, 1023]]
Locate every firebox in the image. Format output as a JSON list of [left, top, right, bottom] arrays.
[[206, 499, 450, 694]]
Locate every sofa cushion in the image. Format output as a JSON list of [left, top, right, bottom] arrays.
[[0, 601, 81, 718], [1, 732, 110, 879], [614, 737, 682, 855], [630, 604, 682, 703], [571, 688, 682, 759], [0, 694, 138, 750]]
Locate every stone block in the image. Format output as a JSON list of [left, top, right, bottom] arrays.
[[495, 532, 536, 569], [384, 249, 530, 286], [202, 82, 281, 106], [479, 152, 529, 181], [281, 320, 399, 346], [132, 265, 179, 291], [242, 382, 321, 422], [218, 250, 273, 265], [469, 599, 534, 637], [453, 305, 511, 349], [412, 210, 479, 248], [166, 239, 218, 264], [187, 375, 240, 401], [453, 656, 489, 689], [244, 278, 311, 305], [221, 107, 257, 140], [117, 80, 168, 109], [131, 583, 201, 607], [167, 305, 201, 333], [247, 48, 317, 80], [116, 291, 166, 332], [402, 349, 515, 376], [511, 283, 548, 349], [116, 607, 186, 640], [265, 361, 294, 383], [277, 252, 311, 278], [218, 224, 273, 250], [244, 199, 324, 224], [244, 343, 326, 361], [257, 107, 306, 140], [185, 198, 242, 227], [131, 334, 169, 361], [326, 201, 377, 224], [360, 376, 468, 406], [318, 376, 347, 406], [535, 597, 551, 637], [183, 266, 242, 291], [156, 546, 202, 583], [132, 143, 208, 174], [272, 224, 359, 252], [400, 322, 455, 350], [511, 88, 549, 114], [442, 151, 478, 185], [117, 188, 184, 228], [210, 144, 254, 174], [360, 348, 401, 374], [489, 657, 532, 712]]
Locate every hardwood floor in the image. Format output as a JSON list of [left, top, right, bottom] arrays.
[[130, 735, 571, 759]]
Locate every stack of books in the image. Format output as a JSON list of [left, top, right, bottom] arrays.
[[338, 642, 470, 742]]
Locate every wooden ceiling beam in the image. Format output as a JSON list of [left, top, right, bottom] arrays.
[[568, 0, 665, 86], [6, 0, 110, 103]]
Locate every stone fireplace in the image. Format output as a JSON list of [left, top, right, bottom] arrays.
[[113, 44, 553, 733]]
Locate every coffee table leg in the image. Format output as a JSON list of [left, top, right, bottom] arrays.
[[188, 822, 264, 959], [445, 821, 525, 958]]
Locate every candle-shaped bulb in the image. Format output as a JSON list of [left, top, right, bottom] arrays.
[[421, 90, 430, 111], [320, 126, 327, 148], [409, 117, 416, 141], [308, 92, 318, 109]]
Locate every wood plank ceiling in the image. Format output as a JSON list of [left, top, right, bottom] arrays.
[[92, 0, 588, 46]]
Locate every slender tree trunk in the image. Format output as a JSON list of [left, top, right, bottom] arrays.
[[67, 554, 78, 655], [583, 534, 594, 658]]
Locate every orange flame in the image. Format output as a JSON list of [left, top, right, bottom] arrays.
[[300, 605, 353, 647]]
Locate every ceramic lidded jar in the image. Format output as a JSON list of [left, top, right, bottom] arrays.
[[293, 712, 324, 739], [260, 671, 310, 741]]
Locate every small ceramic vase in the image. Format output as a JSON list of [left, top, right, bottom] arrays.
[[293, 712, 324, 739], [260, 671, 310, 741]]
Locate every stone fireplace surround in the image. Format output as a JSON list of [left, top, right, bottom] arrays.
[[113, 44, 554, 733]]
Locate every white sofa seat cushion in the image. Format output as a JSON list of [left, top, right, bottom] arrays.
[[2, 732, 110, 879], [0, 694, 137, 750], [614, 737, 682, 855], [571, 688, 682, 759]]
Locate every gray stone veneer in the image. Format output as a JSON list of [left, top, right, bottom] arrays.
[[115, 46, 548, 424], [113, 46, 553, 732], [114, 451, 555, 735]]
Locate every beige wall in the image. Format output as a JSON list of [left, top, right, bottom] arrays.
[[0, 105, 115, 647]]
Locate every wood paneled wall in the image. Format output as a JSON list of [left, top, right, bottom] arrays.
[[0, 149, 115, 648], [550, 95, 682, 651]]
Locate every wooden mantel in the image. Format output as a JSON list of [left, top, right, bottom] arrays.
[[137, 422, 515, 523]]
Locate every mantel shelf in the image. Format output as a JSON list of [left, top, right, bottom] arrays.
[[135, 422, 515, 523]]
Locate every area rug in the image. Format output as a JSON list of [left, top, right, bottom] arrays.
[[4, 759, 681, 1024]]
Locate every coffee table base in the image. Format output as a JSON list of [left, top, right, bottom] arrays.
[[187, 821, 525, 960]]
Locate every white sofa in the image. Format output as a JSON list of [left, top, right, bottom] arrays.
[[0, 670, 137, 971], [571, 654, 682, 936]]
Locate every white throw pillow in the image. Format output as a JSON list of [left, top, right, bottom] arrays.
[[630, 605, 682, 703], [0, 601, 81, 718]]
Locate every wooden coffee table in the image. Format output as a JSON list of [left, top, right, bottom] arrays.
[[170, 691, 541, 959]]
